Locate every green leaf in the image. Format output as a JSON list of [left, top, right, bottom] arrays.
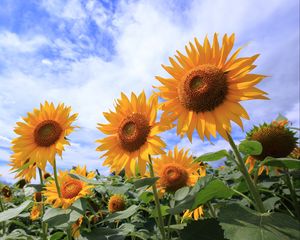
[[174, 186, 190, 201], [261, 157, 300, 169], [150, 205, 170, 218], [181, 219, 225, 240], [219, 203, 300, 240], [0, 200, 32, 222], [165, 223, 187, 230], [194, 150, 228, 162], [192, 180, 233, 208], [108, 184, 132, 195], [238, 140, 263, 155], [102, 205, 139, 222], [50, 231, 65, 240], [81, 227, 125, 240], [263, 196, 280, 211], [138, 191, 153, 203], [68, 173, 101, 185], [133, 177, 159, 189], [69, 198, 87, 222], [43, 208, 70, 227]]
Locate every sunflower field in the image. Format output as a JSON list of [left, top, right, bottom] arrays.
[[0, 34, 299, 240]]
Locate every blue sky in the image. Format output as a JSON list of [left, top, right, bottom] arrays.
[[0, 0, 299, 183]]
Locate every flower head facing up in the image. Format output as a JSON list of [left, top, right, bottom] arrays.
[[44, 166, 94, 209], [153, 147, 203, 193], [10, 101, 78, 172], [156, 33, 268, 142], [97, 92, 166, 177], [246, 120, 298, 175], [108, 194, 126, 213]]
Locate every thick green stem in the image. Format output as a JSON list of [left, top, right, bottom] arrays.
[[0, 196, 6, 236], [284, 169, 300, 220], [227, 132, 265, 213], [148, 155, 166, 240], [53, 158, 61, 197], [38, 168, 47, 240]]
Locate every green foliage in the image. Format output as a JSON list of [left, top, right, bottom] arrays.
[[238, 140, 263, 155], [261, 157, 300, 169], [194, 150, 229, 162]]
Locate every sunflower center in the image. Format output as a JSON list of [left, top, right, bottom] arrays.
[[160, 164, 189, 192], [178, 64, 228, 112], [61, 179, 83, 199], [250, 125, 296, 161], [34, 120, 62, 147], [108, 196, 126, 213], [118, 113, 150, 152]]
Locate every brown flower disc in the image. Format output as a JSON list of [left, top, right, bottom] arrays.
[[160, 164, 189, 192], [118, 113, 150, 152], [34, 120, 63, 147], [250, 125, 296, 161], [178, 64, 228, 112], [61, 179, 83, 199]]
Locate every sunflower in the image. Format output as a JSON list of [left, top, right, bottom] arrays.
[[70, 165, 96, 179], [155, 33, 268, 142], [152, 147, 203, 193], [97, 92, 166, 177], [108, 194, 126, 213], [246, 120, 297, 175], [71, 217, 83, 239], [34, 192, 42, 202], [10, 153, 38, 182], [182, 206, 204, 221], [30, 203, 42, 221], [11, 101, 78, 171], [44, 166, 94, 209], [1, 186, 12, 201]]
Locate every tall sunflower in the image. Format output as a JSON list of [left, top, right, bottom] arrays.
[[11, 101, 78, 171], [152, 147, 203, 193], [97, 92, 166, 177], [44, 166, 94, 209], [246, 120, 297, 175], [156, 33, 268, 142]]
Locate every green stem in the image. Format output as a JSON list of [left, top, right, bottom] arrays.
[[38, 168, 47, 240], [148, 154, 166, 240], [227, 132, 265, 213], [207, 202, 217, 218], [284, 169, 300, 220], [232, 188, 255, 206], [53, 158, 61, 198], [67, 226, 72, 240], [0, 196, 6, 236]]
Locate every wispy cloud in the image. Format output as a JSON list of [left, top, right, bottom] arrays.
[[0, 0, 299, 183]]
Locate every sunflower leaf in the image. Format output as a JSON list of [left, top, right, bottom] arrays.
[[219, 203, 300, 240], [68, 173, 102, 185], [133, 177, 159, 189], [194, 150, 228, 162], [0, 200, 32, 222], [101, 205, 139, 223], [260, 157, 300, 169], [238, 140, 263, 155]]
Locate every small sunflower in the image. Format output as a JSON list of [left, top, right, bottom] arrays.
[[156, 33, 268, 142], [153, 147, 202, 192], [71, 217, 83, 239], [70, 165, 96, 179], [34, 192, 42, 202], [44, 166, 94, 209], [246, 120, 297, 175], [108, 194, 126, 213], [10, 154, 38, 182], [30, 203, 42, 221], [97, 92, 166, 177], [11, 101, 78, 171], [1, 186, 12, 201], [43, 172, 52, 180], [182, 206, 204, 221]]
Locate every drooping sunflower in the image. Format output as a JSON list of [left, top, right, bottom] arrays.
[[182, 206, 204, 221], [152, 147, 203, 193], [246, 120, 297, 175], [44, 166, 94, 209], [11, 101, 78, 171], [108, 194, 126, 213], [97, 92, 166, 177], [156, 33, 268, 142]]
